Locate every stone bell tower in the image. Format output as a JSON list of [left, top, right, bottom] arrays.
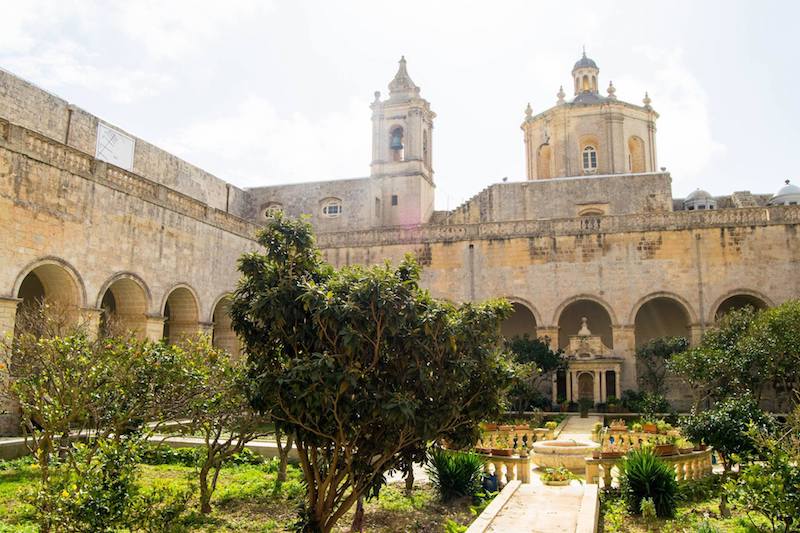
[[368, 57, 436, 226]]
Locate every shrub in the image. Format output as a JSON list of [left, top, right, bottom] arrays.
[[619, 447, 678, 518], [677, 474, 723, 503], [545, 421, 558, 430], [426, 449, 485, 502], [140, 445, 203, 467]]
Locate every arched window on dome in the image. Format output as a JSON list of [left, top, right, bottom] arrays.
[[582, 145, 598, 174], [537, 144, 552, 179], [628, 136, 646, 173], [582, 75, 590, 92], [591, 75, 597, 92]]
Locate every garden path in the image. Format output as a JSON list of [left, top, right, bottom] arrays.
[[481, 415, 601, 532]]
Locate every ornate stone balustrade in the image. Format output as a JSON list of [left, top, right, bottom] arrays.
[[477, 427, 553, 451], [0, 121, 260, 241], [476, 453, 531, 485], [585, 448, 713, 489], [599, 430, 679, 453]]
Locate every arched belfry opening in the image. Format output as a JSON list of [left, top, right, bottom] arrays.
[[212, 296, 240, 358], [634, 297, 691, 347], [162, 287, 199, 344], [714, 293, 768, 320], [557, 299, 613, 349], [501, 302, 538, 338], [389, 126, 404, 162]]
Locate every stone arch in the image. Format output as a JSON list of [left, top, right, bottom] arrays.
[[96, 273, 150, 338], [628, 136, 646, 173], [500, 298, 541, 339], [161, 284, 200, 344], [537, 144, 552, 179], [554, 295, 616, 350], [582, 74, 590, 92], [14, 257, 86, 309], [631, 293, 694, 348], [389, 125, 404, 162], [710, 289, 772, 322], [210, 293, 240, 358]]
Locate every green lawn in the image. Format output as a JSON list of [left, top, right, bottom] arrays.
[[0, 457, 475, 532]]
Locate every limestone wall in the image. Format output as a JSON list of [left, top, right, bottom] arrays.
[[0, 68, 250, 216]]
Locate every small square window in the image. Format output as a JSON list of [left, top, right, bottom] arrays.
[[391, 195, 398, 206]]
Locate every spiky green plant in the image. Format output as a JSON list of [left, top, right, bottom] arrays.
[[619, 446, 678, 518], [426, 448, 485, 502]]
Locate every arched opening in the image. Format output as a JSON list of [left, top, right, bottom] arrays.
[[634, 297, 691, 348], [605, 370, 617, 399], [557, 299, 613, 349], [212, 296, 240, 358], [389, 127, 404, 162], [99, 277, 148, 338], [537, 144, 552, 179], [582, 75, 590, 92], [162, 287, 198, 344], [501, 302, 538, 339], [591, 75, 597, 92], [714, 294, 768, 320], [578, 372, 594, 401], [422, 130, 429, 168], [628, 136, 646, 173], [16, 262, 83, 326]]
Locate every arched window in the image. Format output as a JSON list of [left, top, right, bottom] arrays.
[[582, 75, 590, 92], [321, 198, 343, 217], [389, 127, 404, 162], [591, 75, 597, 92], [582, 145, 598, 173], [537, 144, 552, 179], [628, 136, 645, 173], [262, 203, 283, 219]]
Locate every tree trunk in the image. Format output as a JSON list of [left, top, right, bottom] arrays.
[[277, 431, 294, 483], [404, 465, 414, 493], [350, 496, 364, 532], [199, 463, 213, 514]]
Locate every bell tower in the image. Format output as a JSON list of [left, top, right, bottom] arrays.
[[370, 57, 435, 182]]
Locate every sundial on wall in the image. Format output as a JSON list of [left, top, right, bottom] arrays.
[[95, 123, 135, 171]]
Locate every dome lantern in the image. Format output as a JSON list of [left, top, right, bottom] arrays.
[[572, 48, 599, 96]]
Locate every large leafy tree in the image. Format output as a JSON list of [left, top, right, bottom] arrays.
[[230, 214, 512, 532], [635, 336, 688, 396], [739, 300, 800, 411], [505, 335, 563, 412], [668, 306, 761, 409]]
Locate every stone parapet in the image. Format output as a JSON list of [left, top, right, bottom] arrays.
[[0, 119, 260, 241]]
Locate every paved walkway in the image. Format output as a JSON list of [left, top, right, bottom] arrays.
[[481, 415, 601, 532]]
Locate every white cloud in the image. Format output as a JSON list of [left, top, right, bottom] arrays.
[[613, 47, 726, 191], [160, 95, 370, 186]]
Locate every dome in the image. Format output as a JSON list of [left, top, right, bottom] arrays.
[[686, 189, 713, 201], [573, 52, 598, 71], [769, 180, 800, 206]]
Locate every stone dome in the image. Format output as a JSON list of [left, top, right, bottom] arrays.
[[684, 189, 717, 211], [769, 180, 800, 206], [573, 52, 598, 71]]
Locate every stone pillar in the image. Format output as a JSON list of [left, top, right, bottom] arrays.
[[567, 371, 574, 402], [537, 327, 559, 349], [81, 307, 103, 340], [0, 298, 20, 436], [689, 324, 704, 347], [198, 321, 214, 337], [551, 374, 558, 404], [600, 370, 606, 402], [593, 370, 601, 405], [612, 325, 637, 391], [615, 371, 621, 401], [144, 314, 166, 342]]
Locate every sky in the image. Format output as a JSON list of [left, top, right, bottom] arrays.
[[2, 0, 798, 210]]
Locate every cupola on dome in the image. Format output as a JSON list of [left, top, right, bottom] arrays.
[[684, 189, 716, 211], [769, 180, 800, 206], [573, 53, 598, 71]]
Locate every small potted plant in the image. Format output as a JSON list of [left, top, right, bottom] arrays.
[[600, 446, 625, 459], [655, 420, 672, 434], [642, 418, 658, 434], [474, 446, 491, 455], [540, 466, 580, 486], [655, 435, 678, 456], [544, 421, 558, 431], [606, 395, 620, 413], [514, 419, 529, 431], [676, 438, 694, 454], [557, 396, 568, 412], [482, 422, 498, 431], [498, 423, 514, 432], [630, 422, 643, 433], [491, 435, 514, 457]]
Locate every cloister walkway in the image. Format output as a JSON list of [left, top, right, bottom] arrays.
[[475, 415, 602, 533]]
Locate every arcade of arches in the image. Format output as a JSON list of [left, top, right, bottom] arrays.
[[5, 260, 241, 357], [499, 292, 771, 405]]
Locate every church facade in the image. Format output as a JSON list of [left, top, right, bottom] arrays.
[[1, 53, 799, 432]]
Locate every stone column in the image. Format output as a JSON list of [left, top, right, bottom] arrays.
[[615, 371, 621, 401], [0, 298, 20, 436], [198, 321, 214, 337], [144, 314, 166, 342], [567, 371, 574, 402], [600, 369, 606, 402], [536, 327, 559, 349], [551, 374, 558, 404], [81, 307, 103, 340], [689, 324, 704, 347], [612, 325, 637, 391], [593, 370, 601, 405]]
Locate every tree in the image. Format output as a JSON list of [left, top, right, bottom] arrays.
[[505, 335, 564, 412], [635, 336, 688, 396], [739, 300, 800, 411], [668, 307, 761, 409], [1, 302, 194, 531], [230, 214, 513, 532], [174, 337, 268, 514], [682, 395, 772, 472]]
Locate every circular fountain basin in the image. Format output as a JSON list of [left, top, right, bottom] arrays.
[[531, 440, 599, 472]]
